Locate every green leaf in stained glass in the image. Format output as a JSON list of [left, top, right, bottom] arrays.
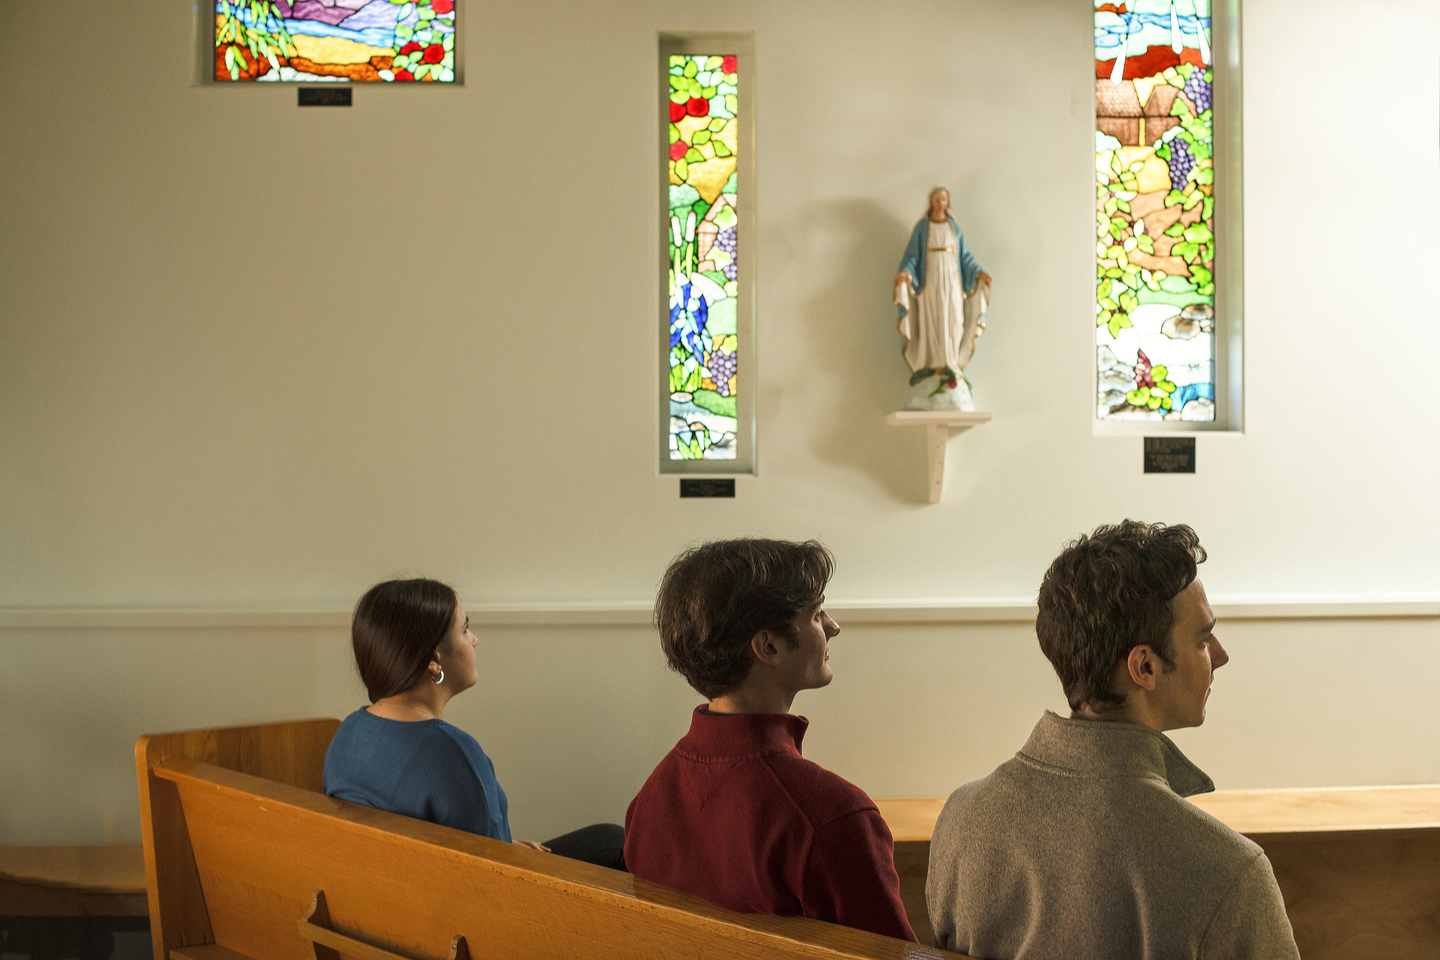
[[1137, 235, 1155, 254], [686, 77, 702, 97], [692, 130, 711, 144], [705, 298, 737, 335], [1164, 222, 1185, 238], [685, 147, 703, 163], [705, 55, 723, 70], [691, 390, 737, 419], [674, 158, 689, 180], [1203, 197, 1214, 220], [712, 140, 732, 158], [684, 59, 699, 78], [1195, 167, 1214, 185], [721, 172, 737, 194], [1183, 223, 1213, 243], [669, 124, 680, 144], [709, 118, 726, 131], [670, 184, 699, 210], [701, 86, 717, 98], [671, 91, 688, 104], [670, 75, 686, 91], [724, 95, 737, 113], [1181, 191, 1204, 211], [1172, 241, 1200, 260]]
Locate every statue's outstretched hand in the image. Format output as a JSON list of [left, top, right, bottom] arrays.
[[977, 270, 993, 295], [894, 271, 913, 291]]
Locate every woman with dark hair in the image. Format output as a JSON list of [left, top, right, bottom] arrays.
[[323, 578, 625, 868]]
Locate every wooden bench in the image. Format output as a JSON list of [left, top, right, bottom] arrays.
[[137, 719, 968, 960], [877, 788, 1440, 959], [0, 844, 147, 917]]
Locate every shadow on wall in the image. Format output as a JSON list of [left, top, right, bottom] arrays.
[[795, 199, 924, 503]]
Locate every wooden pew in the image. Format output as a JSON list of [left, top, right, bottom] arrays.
[[877, 789, 1440, 959], [137, 719, 967, 960], [0, 844, 146, 916]]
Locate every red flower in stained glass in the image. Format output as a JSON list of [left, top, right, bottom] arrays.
[[432, 0, 454, 13], [685, 97, 708, 117], [669, 101, 685, 123], [394, 69, 415, 81], [669, 141, 689, 161], [398, 42, 422, 54], [722, 56, 737, 74], [423, 43, 445, 64]]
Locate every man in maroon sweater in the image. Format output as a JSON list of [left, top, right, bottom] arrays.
[[624, 538, 917, 942]]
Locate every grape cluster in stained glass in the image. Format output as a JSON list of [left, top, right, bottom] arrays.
[[668, 54, 740, 460], [215, 0, 455, 82], [1094, 1, 1216, 421]]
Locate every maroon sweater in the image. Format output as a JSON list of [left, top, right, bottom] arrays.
[[624, 707, 917, 942]]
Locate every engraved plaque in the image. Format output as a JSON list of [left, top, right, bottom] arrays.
[[680, 479, 735, 498], [299, 88, 352, 107], [1144, 437, 1196, 473]]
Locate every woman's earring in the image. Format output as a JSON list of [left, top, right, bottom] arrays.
[[433, 668, 445, 685]]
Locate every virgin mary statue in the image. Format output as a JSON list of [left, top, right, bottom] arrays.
[[894, 187, 993, 410]]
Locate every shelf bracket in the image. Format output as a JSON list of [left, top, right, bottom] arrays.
[[885, 410, 992, 503]]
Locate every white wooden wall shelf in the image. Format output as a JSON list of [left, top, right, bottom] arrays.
[[886, 410, 992, 503]]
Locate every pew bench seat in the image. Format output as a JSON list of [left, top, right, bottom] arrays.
[[0, 844, 147, 917], [875, 786, 1440, 960], [138, 719, 969, 960]]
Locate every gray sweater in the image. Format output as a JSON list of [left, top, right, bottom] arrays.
[[926, 712, 1299, 960]]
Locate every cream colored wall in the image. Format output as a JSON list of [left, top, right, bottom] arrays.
[[1, 0, 1437, 844]]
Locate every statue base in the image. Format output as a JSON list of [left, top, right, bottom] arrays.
[[907, 373, 974, 412]]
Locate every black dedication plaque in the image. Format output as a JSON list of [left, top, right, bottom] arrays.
[[1144, 437, 1196, 473], [299, 88, 352, 107], [680, 479, 735, 498]]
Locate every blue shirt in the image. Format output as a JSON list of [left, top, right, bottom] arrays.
[[323, 708, 512, 841]]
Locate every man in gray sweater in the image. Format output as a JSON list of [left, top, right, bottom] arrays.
[[926, 520, 1299, 960]]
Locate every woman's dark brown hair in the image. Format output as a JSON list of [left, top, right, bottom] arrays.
[[1036, 520, 1206, 712], [655, 538, 834, 700], [352, 578, 458, 703]]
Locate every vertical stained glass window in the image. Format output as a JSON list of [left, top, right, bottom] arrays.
[[1095, 1, 1216, 422], [665, 52, 743, 463], [214, 0, 456, 82]]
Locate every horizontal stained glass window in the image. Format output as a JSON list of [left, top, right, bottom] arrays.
[[1095, 0, 1215, 422], [214, 0, 455, 82], [667, 53, 740, 460]]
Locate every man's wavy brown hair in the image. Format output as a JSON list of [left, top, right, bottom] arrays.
[[655, 538, 834, 700], [1036, 520, 1206, 712]]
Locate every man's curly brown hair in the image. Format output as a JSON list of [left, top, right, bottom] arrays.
[[655, 538, 834, 700], [1036, 520, 1206, 712]]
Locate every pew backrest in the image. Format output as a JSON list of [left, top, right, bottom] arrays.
[[138, 720, 967, 960]]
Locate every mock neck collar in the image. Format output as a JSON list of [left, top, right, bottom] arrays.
[[1017, 710, 1215, 798], [678, 705, 809, 760]]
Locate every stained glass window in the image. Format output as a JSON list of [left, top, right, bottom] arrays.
[[1094, 1, 1217, 422], [214, 0, 456, 82], [664, 48, 750, 468]]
